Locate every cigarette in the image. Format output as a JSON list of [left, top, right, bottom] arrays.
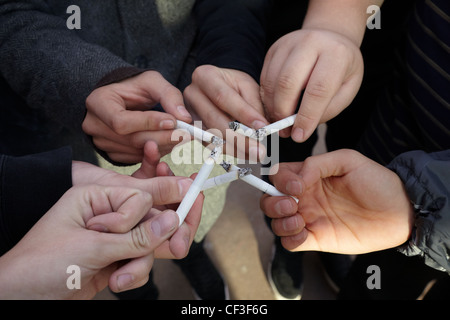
[[229, 121, 253, 133], [176, 120, 224, 146], [220, 161, 299, 202], [228, 121, 258, 140], [254, 114, 297, 140], [202, 168, 252, 191], [202, 171, 238, 191], [176, 156, 216, 226]]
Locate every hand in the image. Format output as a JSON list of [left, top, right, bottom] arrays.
[[71, 141, 202, 259], [71, 141, 194, 213], [260, 29, 364, 142], [260, 149, 414, 254], [82, 70, 193, 163], [0, 184, 202, 299], [184, 65, 268, 161]]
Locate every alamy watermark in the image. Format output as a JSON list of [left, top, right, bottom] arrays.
[[66, 5, 81, 30], [66, 265, 81, 290], [366, 265, 381, 290], [367, 5, 381, 30], [66, 5, 381, 31]]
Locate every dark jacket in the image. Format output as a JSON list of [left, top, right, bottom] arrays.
[[0, 0, 271, 254], [388, 149, 450, 273], [0, 147, 72, 255], [0, 0, 270, 160]]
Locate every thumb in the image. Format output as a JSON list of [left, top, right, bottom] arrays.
[[98, 210, 180, 262], [296, 149, 366, 192]]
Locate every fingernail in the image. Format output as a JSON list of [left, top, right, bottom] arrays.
[[291, 127, 304, 142], [151, 211, 178, 237], [252, 120, 267, 129], [178, 178, 193, 196], [117, 274, 135, 291], [160, 119, 175, 129], [286, 180, 302, 196], [177, 106, 192, 120]]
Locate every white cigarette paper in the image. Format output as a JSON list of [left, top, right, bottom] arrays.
[[255, 114, 297, 140], [202, 171, 239, 191], [176, 120, 224, 145], [176, 156, 215, 226], [239, 174, 288, 197], [222, 162, 299, 202], [229, 121, 253, 133], [230, 115, 296, 141], [228, 121, 258, 140]]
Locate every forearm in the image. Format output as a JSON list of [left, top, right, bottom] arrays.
[[0, 248, 35, 299], [302, 0, 384, 46]]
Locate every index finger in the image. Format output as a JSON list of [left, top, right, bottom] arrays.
[[130, 176, 194, 206], [193, 67, 268, 127], [291, 53, 347, 142]]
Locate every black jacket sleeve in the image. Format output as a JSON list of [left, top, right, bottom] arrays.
[[193, 0, 272, 82], [0, 147, 73, 255], [387, 149, 450, 273]]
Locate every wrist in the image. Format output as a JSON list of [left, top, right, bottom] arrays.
[[302, 0, 375, 46], [71, 160, 105, 186], [0, 251, 31, 299]]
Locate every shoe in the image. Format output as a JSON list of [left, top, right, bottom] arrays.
[[319, 252, 353, 293], [267, 239, 303, 300], [175, 240, 229, 300]]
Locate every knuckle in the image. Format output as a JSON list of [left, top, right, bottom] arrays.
[[152, 179, 173, 205], [302, 155, 316, 170], [161, 83, 180, 98], [211, 87, 228, 107], [296, 109, 317, 124], [260, 80, 275, 100], [340, 148, 359, 158], [110, 116, 129, 135], [305, 80, 330, 100], [143, 70, 163, 82], [136, 188, 153, 204], [81, 116, 93, 134], [85, 88, 101, 107], [128, 133, 143, 148], [332, 41, 349, 56], [276, 74, 298, 94], [130, 224, 151, 250], [183, 83, 193, 98], [192, 64, 215, 82]]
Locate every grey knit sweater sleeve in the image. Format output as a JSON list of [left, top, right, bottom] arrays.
[[0, 0, 133, 131]]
